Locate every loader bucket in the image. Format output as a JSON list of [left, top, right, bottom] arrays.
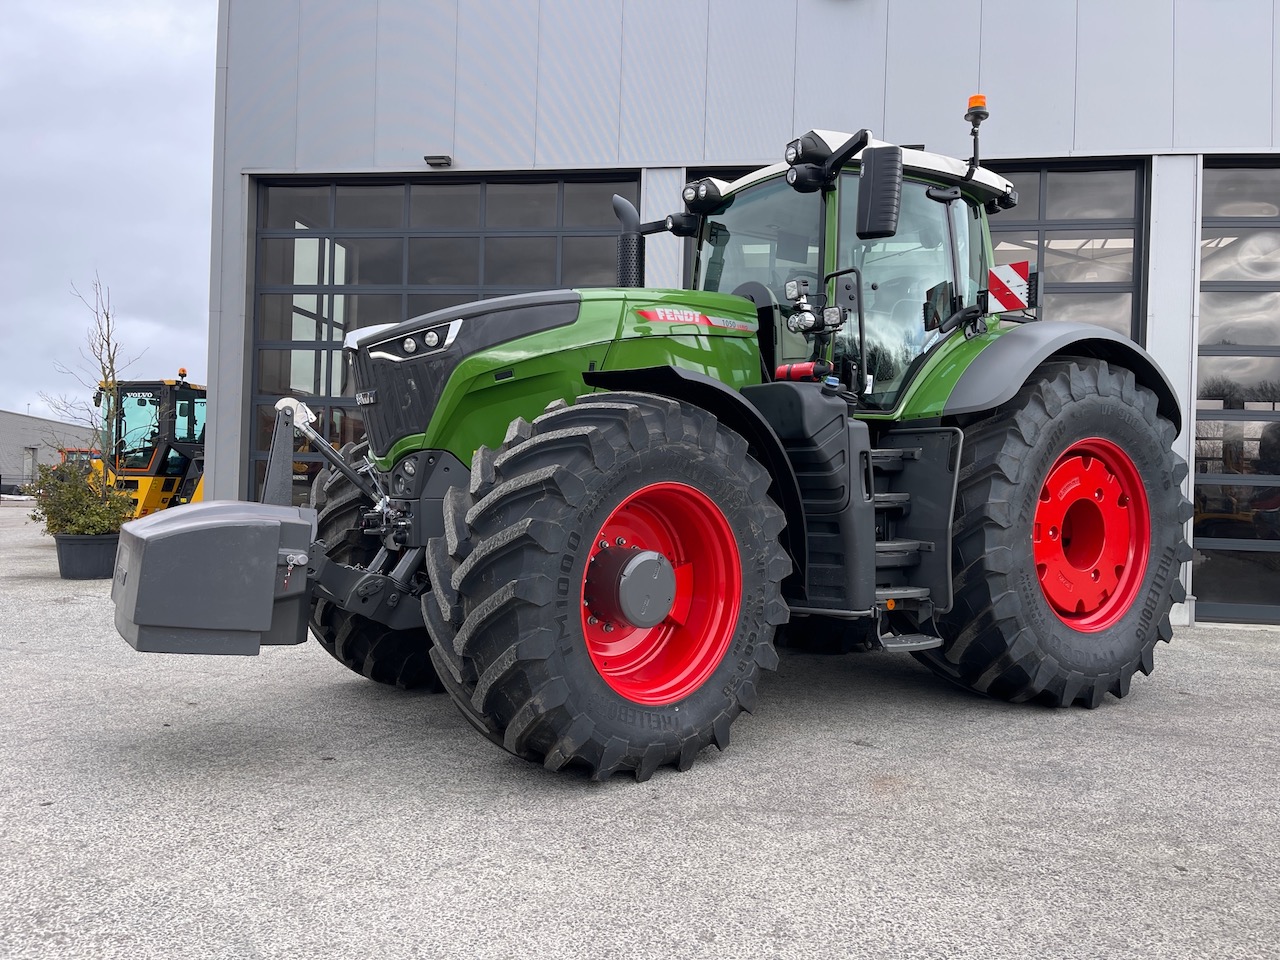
[[112, 501, 316, 655]]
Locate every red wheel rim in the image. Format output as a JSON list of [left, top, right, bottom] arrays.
[[581, 482, 741, 705], [1033, 437, 1150, 632]]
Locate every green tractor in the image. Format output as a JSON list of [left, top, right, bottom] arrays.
[[113, 99, 1191, 781]]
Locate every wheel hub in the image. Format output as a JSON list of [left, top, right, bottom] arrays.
[[1033, 437, 1151, 631], [584, 547, 677, 629], [580, 481, 741, 706]]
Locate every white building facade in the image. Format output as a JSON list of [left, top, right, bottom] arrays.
[[209, 0, 1280, 623]]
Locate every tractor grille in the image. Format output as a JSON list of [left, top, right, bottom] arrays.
[[348, 291, 582, 460]]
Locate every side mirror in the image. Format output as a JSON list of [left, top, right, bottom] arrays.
[[856, 146, 903, 240]]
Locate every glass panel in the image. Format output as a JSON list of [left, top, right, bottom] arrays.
[[1197, 357, 1280, 405], [485, 237, 556, 285], [331, 294, 403, 334], [174, 387, 206, 443], [332, 237, 403, 285], [408, 293, 482, 318], [1202, 168, 1280, 218], [1041, 291, 1133, 336], [563, 235, 618, 286], [1045, 170, 1135, 219], [1193, 550, 1280, 605], [260, 237, 325, 285], [263, 185, 329, 230], [1200, 228, 1280, 281], [255, 404, 320, 452], [1193, 420, 1280, 476], [411, 183, 481, 228], [486, 182, 557, 228], [329, 407, 365, 448], [564, 181, 638, 227], [258, 294, 324, 340], [257, 349, 332, 396], [838, 178, 958, 406], [1042, 230, 1134, 282], [335, 185, 404, 229], [991, 231, 1040, 271], [995, 171, 1040, 219], [408, 237, 481, 285], [696, 176, 822, 303], [1199, 291, 1280, 346]]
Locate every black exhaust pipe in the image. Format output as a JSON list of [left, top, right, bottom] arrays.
[[613, 195, 644, 288]]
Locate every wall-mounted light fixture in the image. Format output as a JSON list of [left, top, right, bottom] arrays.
[[423, 155, 453, 168]]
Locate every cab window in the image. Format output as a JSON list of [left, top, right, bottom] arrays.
[[836, 176, 958, 406]]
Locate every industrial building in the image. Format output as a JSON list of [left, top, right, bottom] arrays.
[[207, 0, 1280, 624]]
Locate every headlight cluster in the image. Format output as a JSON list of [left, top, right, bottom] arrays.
[[681, 178, 725, 215], [368, 319, 459, 363]]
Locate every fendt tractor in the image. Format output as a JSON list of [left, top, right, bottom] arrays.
[[113, 99, 1192, 781], [93, 370, 207, 517]]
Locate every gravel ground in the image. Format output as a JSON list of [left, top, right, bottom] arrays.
[[1, 498, 1277, 960]]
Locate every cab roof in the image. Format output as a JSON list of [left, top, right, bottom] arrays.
[[723, 130, 1016, 207]]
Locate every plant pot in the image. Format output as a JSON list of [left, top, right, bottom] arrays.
[[53, 533, 120, 580]]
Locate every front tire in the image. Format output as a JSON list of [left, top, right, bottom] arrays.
[[425, 393, 790, 780], [307, 443, 442, 691], [916, 359, 1193, 706]]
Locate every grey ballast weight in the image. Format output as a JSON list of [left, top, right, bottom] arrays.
[[112, 501, 316, 655]]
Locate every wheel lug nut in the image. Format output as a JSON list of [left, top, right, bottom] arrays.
[[599, 540, 609, 550], [615, 537, 626, 546], [587, 616, 599, 626], [602, 623, 614, 633]]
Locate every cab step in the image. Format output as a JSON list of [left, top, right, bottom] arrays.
[[875, 586, 931, 602], [876, 632, 944, 652], [875, 538, 928, 568]]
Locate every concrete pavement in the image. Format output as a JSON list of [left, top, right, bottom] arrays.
[[1, 498, 1277, 960]]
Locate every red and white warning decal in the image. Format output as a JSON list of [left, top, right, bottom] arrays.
[[988, 261, 1030, 311], [636, 308, 756, 332]]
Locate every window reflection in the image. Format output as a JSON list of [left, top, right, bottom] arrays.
[[1203, 169, 1280, 217], [1199, 292, 1280, 346], [1041, 292, 1132, 335], [1197, 357, 1280, 404], [1042, 231, 1134, 283], [1200, 229, 1280, 282], [1045, 170, 1135, 219]]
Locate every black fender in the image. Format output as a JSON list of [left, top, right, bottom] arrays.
[[582, 365, 807, 591], [943, 322, 1182, 436]]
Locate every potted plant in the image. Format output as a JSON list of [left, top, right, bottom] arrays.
[[26, 461, 134, 579]]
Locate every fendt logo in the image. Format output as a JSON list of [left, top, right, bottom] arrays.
[[635, 309, 755, 332]]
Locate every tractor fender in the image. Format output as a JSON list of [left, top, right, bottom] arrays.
[[943, 321, 1182, 435], [582, 365, 807, 589]]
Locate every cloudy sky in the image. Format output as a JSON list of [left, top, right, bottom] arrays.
[[0, 0, 217, 420]]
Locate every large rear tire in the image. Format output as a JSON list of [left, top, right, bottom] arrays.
[[915, 359, 1193, 706], [307, 442, 442, 691], [423, 393, 790, 780]]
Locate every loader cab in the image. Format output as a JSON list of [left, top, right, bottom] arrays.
[[97, 376, 207, 515]]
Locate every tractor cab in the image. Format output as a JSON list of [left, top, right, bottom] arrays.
[[685, 117, 1018, 411]]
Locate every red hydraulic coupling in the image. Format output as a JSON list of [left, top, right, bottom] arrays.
[[775, 360, 833, 381]]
